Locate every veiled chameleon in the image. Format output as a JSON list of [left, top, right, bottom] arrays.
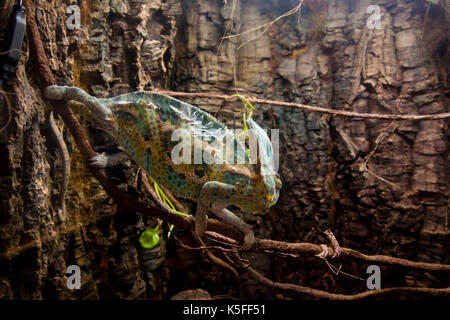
[[44, 86, 282, 249]]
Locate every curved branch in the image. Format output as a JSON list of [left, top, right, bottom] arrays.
[[248, 267, 450, 300]]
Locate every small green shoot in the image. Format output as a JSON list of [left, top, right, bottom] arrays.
[[232, 94, 255, 133], [139, 175, 189, 249], [233, 94, 255, 158]]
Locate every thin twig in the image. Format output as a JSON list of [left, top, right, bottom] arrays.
[[191, 230, 243, 297], [363, 121, 401, 189], [324, 260, 365, 281], [175, 235, 235, 253], [217, 0, 237, 57], [152, 89, 450, 120], [223, 1, 303, 51]]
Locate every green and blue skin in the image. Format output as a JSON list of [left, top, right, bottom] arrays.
[[44, 85, 282, 250]]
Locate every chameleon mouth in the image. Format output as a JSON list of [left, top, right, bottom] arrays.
[[262, 173, 281, 207], [266, 191, 280, 206]]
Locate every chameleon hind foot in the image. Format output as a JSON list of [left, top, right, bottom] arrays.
[[88, 152, 130, 169], [88, 153, 108, 168]]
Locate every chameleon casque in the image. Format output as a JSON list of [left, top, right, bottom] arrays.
[[44, 85, 282, 250]]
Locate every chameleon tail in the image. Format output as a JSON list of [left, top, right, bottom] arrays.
[[44, 85, 112, 121], [47, 110, 70, 223]]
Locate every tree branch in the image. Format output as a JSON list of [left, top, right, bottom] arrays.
[[153, 89, 450, 121], [256, 239, 450, 272], [247, 267, 450, 300]]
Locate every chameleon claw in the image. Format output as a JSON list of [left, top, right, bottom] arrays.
[[88, 153, 108, 169], [316, 244, 330, 259]]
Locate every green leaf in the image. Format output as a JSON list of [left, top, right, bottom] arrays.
[[139, 229, 160, 249]]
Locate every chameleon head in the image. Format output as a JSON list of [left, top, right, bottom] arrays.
[[261, 171, 282, 207], [246, 171, 282, 212], [234, 119, 282, 213]]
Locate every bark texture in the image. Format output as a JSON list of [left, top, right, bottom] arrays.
[[0, 0, 448, 299]]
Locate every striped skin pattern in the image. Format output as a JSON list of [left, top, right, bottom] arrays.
[[44, 86, 282, 249]]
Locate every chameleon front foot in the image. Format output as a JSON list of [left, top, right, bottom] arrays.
[[209, 204, 256, 251], [194, 216, 255, 251], [324, 229, 342, 258]]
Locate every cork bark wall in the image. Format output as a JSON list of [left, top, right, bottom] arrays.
[[0, 0, 448, 299]]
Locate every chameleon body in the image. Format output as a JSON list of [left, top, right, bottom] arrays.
[[44, 85, 282, 249]]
